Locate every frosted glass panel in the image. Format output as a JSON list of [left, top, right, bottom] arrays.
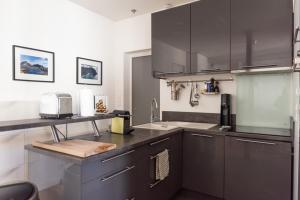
[[236, 73, 292, 129]]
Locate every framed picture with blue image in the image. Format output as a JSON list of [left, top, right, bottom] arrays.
[[13, 45, 55, 82], [76, 57, 102, 85]]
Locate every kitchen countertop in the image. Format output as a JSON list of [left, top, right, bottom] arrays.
[[25, 122, 293, 164], [25, 128, 183, 164], [185, 125, 292, 142], [135, 121, 293, 142]]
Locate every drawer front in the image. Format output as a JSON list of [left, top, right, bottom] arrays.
[[82, 164, 138, 200], [82, 146, 146, 183]]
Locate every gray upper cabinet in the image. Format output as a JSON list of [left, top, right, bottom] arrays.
[[190, 0, 230, 73], [152, 0, 293, 76], [231, 0, 293, 71], [225, 136, 292, 200], [152, 5, 191, 78]]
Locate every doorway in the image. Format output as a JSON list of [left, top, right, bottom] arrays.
[[131, 55, 160, 125]]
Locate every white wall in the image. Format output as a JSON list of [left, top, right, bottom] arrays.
[[113, 14, 152, 109], [0, 0, 115, 184], [0, 0, 115, 119]]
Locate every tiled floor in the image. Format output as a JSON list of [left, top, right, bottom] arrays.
[[172, 189, 222, 200]]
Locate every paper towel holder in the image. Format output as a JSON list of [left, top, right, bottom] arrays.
[[79, 89, 95, 117]]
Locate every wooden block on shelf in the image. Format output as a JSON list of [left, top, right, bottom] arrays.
[[32, 139, 117, 158]]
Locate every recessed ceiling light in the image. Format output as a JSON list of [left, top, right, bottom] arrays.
[[131, 9, 137, 14]]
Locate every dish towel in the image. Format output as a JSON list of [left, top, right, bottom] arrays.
[[155, 149, 170, 181]]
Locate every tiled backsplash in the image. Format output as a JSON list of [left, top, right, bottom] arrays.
[[236, 73, 293, 129], [162, 111, 236, 125]]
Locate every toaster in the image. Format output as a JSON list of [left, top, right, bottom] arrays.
[[39, 93, 73, 119]]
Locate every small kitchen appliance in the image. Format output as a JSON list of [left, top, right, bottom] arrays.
[[220, 94, 231, 127], [40, 93, 73, 119], [111, 110, 134, 135]]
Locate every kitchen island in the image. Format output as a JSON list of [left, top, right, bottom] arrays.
[[26, 128, 183, 200]]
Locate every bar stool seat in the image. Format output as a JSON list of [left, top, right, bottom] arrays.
[[0, 181, 39, 200]]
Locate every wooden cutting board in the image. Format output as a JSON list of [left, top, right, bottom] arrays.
[[32, 139, 117, 158]]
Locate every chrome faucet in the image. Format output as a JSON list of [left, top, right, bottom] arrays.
[[150, 98, 158, 123]]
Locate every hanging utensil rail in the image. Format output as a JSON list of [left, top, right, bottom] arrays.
[[166, 77, 234, 84]]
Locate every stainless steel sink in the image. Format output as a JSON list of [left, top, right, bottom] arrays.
[[134, 121, 217, 131], [163, 121, 217, 130], [134, 122, 178, 131]]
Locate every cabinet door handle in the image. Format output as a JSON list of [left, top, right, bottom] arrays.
[[101, 150, 135, 163], [235, 138, 276, 145], [199, 68, 223, 72], [101, 165, 135, 182], [295, 27, 300, 43], [191, 133, 213, 138], [200, 69, 217, 72], [240, 64, 277, 69], [150, 179, 163, 188], [150, 148, 170, 160], [149, 137, 170, 146]]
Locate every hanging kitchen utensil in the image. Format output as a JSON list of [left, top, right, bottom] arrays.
[[167, 81, 185, 100], [194, 83, 200, 99], [189, 83, 199, 107]]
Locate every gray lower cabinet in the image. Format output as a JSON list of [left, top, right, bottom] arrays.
[[182, 132, 225, 198], [225, 136, 292, 200], [82, 165, 137, 200], [146, 133, 182, 200], [81, 145, 148, 200], [80, 133, 182, 200], [30, 132, 292, 200]]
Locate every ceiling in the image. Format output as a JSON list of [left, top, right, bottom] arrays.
[[69, 0, 197, 21]]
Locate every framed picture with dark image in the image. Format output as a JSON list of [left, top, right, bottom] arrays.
[[13, 45, 55, 82], [76, 57, 102, 85]]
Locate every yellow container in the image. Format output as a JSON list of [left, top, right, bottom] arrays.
[[111, 117, 124, 134]]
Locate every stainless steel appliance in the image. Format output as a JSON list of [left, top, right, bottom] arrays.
[[220, 94, 231, 127], [39, 93, 73, 119]]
